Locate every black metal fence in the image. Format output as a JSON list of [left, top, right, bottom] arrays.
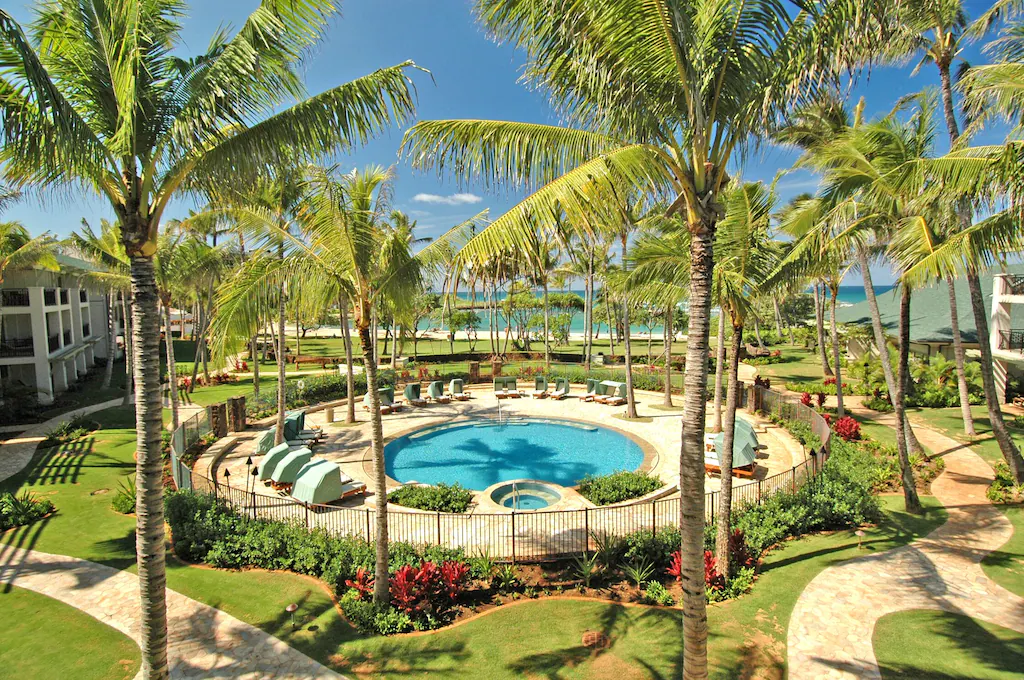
[[169, 387, 831, 562]]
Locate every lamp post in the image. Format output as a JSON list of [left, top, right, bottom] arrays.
[[286, 603, 298, 630], [250, 466, 259, 519], [244, 456, 253, 496]]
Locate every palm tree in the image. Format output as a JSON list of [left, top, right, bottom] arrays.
[[401, 4, 888, 668], [0, 2, 424, 674]]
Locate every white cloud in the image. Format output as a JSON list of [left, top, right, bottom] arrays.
[[412, 192, 483, 206]]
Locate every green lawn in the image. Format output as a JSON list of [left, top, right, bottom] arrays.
[[982, 503, 1024, 599], [752, 344, 828, 386], [904, 406, 1024, 468], [874, 609, 1024, 679], [0, 585, 140, 680]]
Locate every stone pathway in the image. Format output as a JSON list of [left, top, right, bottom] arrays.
[[0, 546, 341, 680], [787, 420, 1024, 678], [0, 398, 123, 484]]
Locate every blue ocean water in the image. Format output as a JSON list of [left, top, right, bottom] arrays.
[[384, 418, 644, 490]]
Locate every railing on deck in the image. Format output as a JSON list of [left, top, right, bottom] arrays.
[[168, 387, 830, 563]]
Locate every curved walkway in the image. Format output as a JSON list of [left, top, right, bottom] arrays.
[[0, 546, 341, 679], [787, 416, 1024, 678]]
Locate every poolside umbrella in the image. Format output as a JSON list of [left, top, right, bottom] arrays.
[[711, 421, 760, 468], [291, 460, 344, 504], [257, 442, 292, 481], [270, 447, 314, 485]]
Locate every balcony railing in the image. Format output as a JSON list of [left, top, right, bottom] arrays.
[[82, 323, 91, 338], [43, 289, 56, 306], [62, 330, 72, 346], [1006, 275, 1024, 296], [0, 337, 34, 358], [79, 289, 88, 302], [998, 329, 1024, 353], [59, 289, 69, 305], [1, 289, 30, 307], [48, 334, 60, 353]]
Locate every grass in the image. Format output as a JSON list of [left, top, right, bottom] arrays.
[[0, 585, 140, 680], [904, 405, 1024, 468], [982, 503, 1024, 599], [2, 401, 954, 678], [874, 609, 1024, 679], [751, 345, 827, 386]]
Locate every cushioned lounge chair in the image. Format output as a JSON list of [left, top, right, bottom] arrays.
[[551, 377, 571, 400], [450, 378, 470, 401], [428, 380, 451, 404], [270, 447, 314, 489], [529, 376, 549, 398], [601, 383, 628, 406], [257, 442, 292, 482], [363, 390, 392, 415], [493, 377, 510, 399], [404, 383, 427, 407], [579, 378, 599, 402]]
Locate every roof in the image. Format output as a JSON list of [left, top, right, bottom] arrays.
[[835, 264, 1024, 345]]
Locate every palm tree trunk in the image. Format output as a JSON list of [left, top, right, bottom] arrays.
[[543, 280, 550, 372], [275, 279, 287, 445], [295, 293, 302, 359], [103, 292, 115, 389], [122, 292, 134, 406], [664, 304, 673, 407], [966, 268, 1024, 483], [679, 220, 713, 680], [893, 285, 922, 513], [829, 284, 845, 418], [713, 312, 726, 432], [773, 296, 784, 336], [814, 283, 833, 377], [944, 276, 976, 435], [753, 315, 763, 346], [187, 302, 204, 393], [716, 318, 743, 580], [129, 255, 169, 680], [858, 249, 924, 455], [621, 235, 637, 418], [605, 293, 616, 358], [340, 293, 355, 424], [358, 322, 390, 605], [163, 301, 179, 431], [251, 336, 260, 398], [585, 251, 594, 369]]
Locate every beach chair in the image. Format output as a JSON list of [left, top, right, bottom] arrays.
[[591, 381, 611, 403], [529, 376, 549, 398], [381, 386, 404, 411], [493, 378, 509, 399], [270, 447, 314, 490], [284, 412, 322, 443], [579, 378, 599, 402], [450, 379, 470, 401], [506, 377, 523, 398], [551, 377, 571, 400], [404, 383, 427, 407], [602, 382, 627, 406], [363, 390, 392, 415], [257, 442, 292, 482], [428, 380, 451, 404]]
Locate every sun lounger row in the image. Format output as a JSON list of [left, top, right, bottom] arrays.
[[256, 439, 366, 501], [579, 379, 627, 405]]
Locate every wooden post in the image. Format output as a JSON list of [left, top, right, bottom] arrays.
[[468, 361, 480, 383]]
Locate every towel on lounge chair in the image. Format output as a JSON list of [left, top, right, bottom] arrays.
[[529, 376, 549, 398], [450, 379, 470, 401], [428, 380, 451, 403]]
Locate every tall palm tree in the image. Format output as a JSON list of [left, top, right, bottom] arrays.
[[402, 4, 887, 671], [0, 2, 423, 675]]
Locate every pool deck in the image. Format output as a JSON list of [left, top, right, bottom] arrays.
[[215, 383, 806, 513]]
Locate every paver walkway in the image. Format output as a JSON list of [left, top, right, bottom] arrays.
[[787, 417, 1024, 678], [0, 545, 341, 679], [0, 398, 123, 483]]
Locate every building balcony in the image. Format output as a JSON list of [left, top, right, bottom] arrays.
[[997, 329, 1024, 353], [44, 289, 57, 306], [48, 334, 60, 353], [1005, 275, 1024, 296], [0, 337, 34, 358], [1, 289, 30, 307]]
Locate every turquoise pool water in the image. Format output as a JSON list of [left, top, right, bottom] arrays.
[[384, 418, 645, 491]]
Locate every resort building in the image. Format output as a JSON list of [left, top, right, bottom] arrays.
[[836, 264, 1024, 401], [0, 254, 122, 405]]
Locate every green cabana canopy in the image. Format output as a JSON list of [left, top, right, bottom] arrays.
[[711, 420, 760, 468], [291, 460, 344, 504], [257, 442, 291, 480], [270, 447, 313, 484]]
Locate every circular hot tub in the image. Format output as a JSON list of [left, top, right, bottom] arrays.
[[489, 480, 562, 510]]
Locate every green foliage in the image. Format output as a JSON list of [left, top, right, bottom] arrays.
[[110, 476, 136, 515], [987, 461, 1024, 504], [857, 439, 944, 492], [706, 566, 755, 603], [862, 394, 894, 412], [572, 552, 600, 587], [622, 526, 682, 571], [467, 553, 496, 580], [245, 370, 397, 418], [742, 354, 790, 366], [591, 531, 627, 572], [491, 564, 519, 593], [340, 590, 414, 636], [0, 491, 55, 531], [388, 483, 474, 513], [41, 415, 96, 448], [622, 557, 655, 588], [768, 414, 822, 449], [576, 470, 662, 505], [907, 355, 984, 408], [642, 580, 675, 606]]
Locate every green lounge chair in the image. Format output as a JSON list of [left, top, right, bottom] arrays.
[[257, 442, 292, 481], [450, 378, 470, 401], [270, 447, 314, 487], [599, 382, 628, 406], [581, 378, 599, 401], [255, 428, 276, 456], [404, 383, 427, 406], [551, 377, 571, 400], [529, 376, 549, 398], [291, 460, 366, 504], [428, 380, 451, 403], [493, 378, 510, 399], [363, 390, 392, 414]]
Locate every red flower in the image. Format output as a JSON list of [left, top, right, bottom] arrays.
[[344, 567, 374, 600], [801, 392, 812, 407], [833, 415, 862, 441]]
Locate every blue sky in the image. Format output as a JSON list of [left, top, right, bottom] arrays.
[[3, 0, 1008, 285]]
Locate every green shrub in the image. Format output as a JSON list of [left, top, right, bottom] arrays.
[[111, 475, 136, 514], [388, 483, 474, 513], [577, 470, 663, 505], [41, 415, 96, 447], [987, 461, 1024, 503], [622, 526, 682, 571], [245, 370, 398, 418], [707, 566, 755, 603], [642, 580, 675, 606], [0, 491, 55, 531], [862, 395, 894, 412]]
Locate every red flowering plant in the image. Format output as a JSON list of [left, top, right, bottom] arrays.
[[417, 366, 431, 380], [344, 567, 374, 600], [833, 415, 861, 441], [389, 560, 470, 624], [771, 350, 782, 358], [399, 369, 412, 381], [816, 392, 827, 408], [704, 551, 726, 592], [800, 392, 812, 407]]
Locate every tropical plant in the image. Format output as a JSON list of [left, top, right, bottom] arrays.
[[0, 1, 424, 673]]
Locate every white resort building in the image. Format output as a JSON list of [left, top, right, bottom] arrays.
[[0, 254, 122, 405]]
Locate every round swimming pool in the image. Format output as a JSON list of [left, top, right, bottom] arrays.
[[384, 418, 646, 490]]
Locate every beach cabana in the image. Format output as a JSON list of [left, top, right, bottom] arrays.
[[257, 442, 292, 481], [551, 377, 571, 400], [291, 460, 366, 504], [428, 381, 451, 403], [705, 420, 762, 478], [270, 447, 314, 487], [404, 383, 427, 406], [529, 376, 549, 398], [450, 378, 471, 401]]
